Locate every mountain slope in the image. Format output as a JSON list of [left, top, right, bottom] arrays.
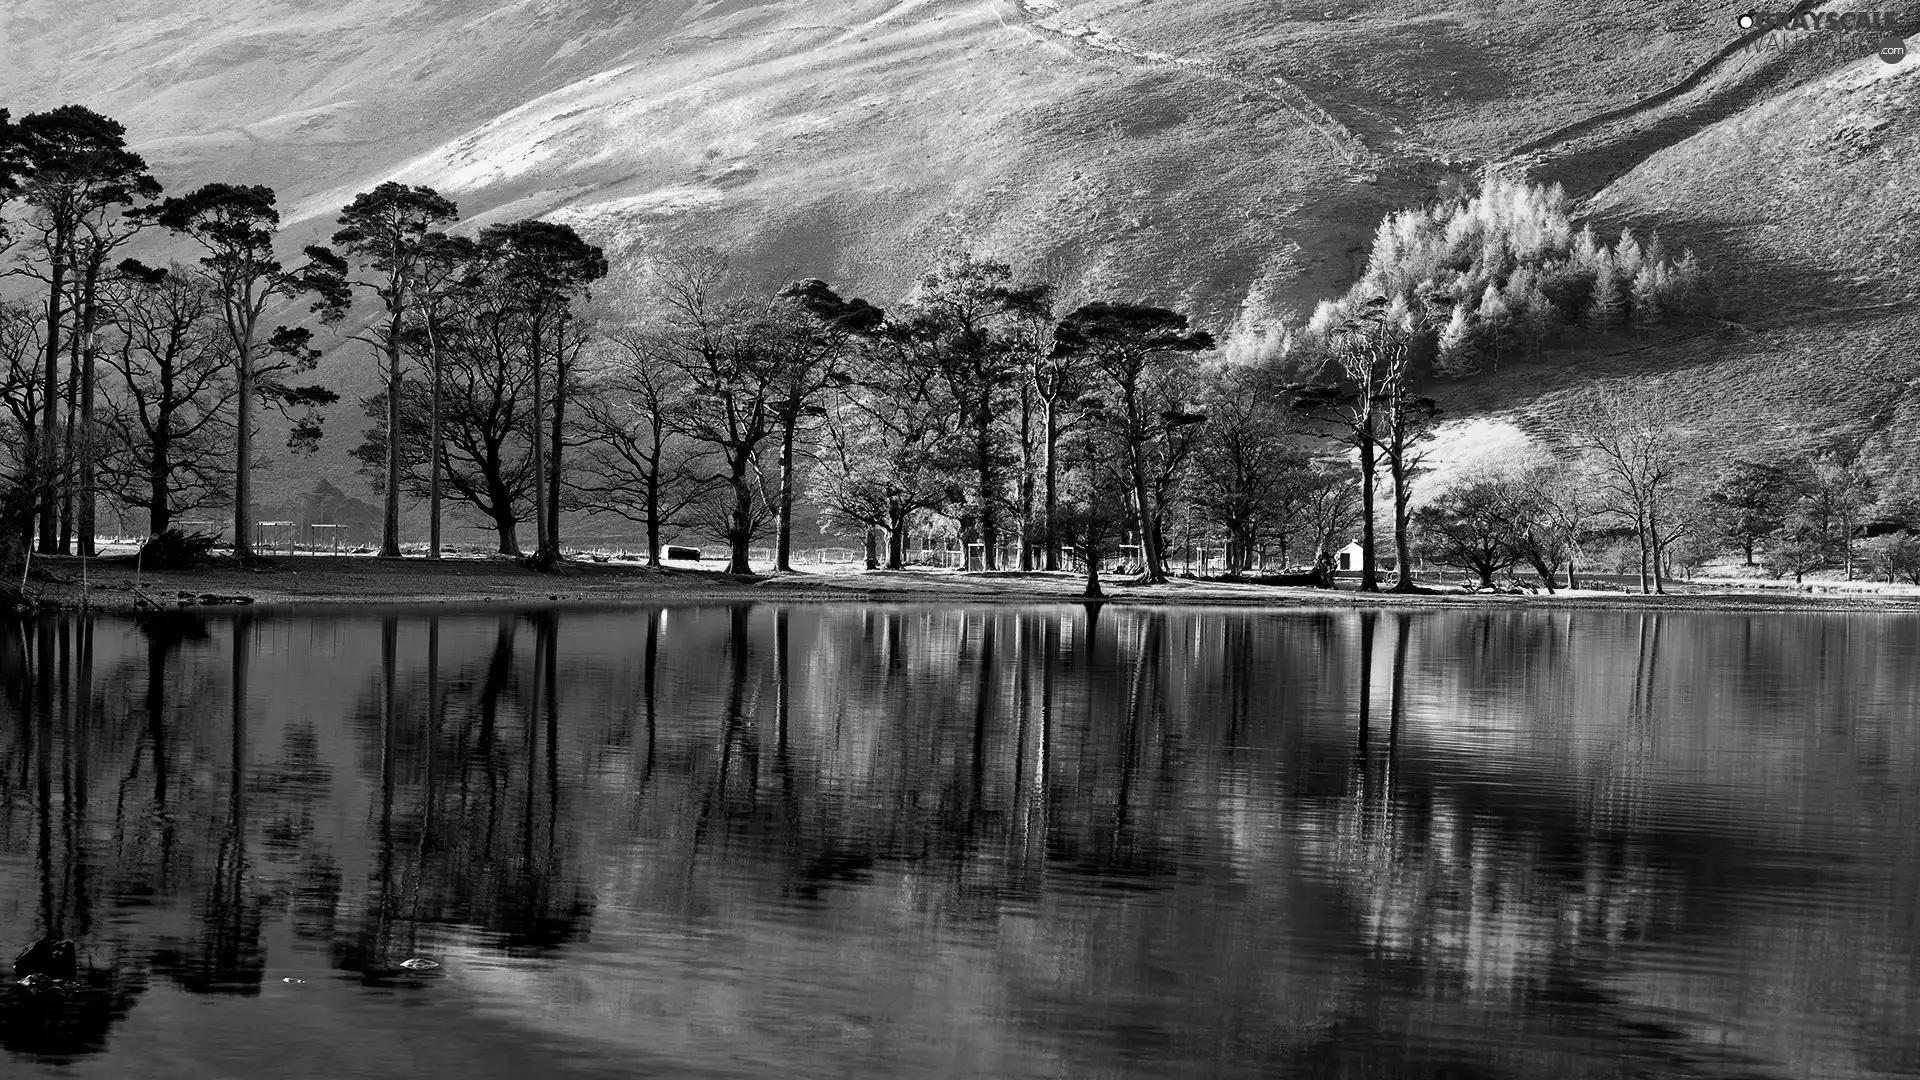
[[1433, 39, 1920, 471], [10, 0, 1885, 318]]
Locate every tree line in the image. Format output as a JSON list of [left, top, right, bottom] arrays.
[[7, 107, 1770, 593], [1409, 392, 1911, 593], [0, 105, 606, 565]]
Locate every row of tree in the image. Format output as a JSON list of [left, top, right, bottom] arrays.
[[6, 106, 1755, 591], [0, 104, 606, 566], [1407, 387, 1915, 592], [370, 248, 1366, 584]]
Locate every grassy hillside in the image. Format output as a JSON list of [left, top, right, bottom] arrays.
[[10, 0, 1880, 317], [1435, 38, 1920, 472]]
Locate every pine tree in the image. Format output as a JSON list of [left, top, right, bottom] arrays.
[[1476, 283, 1512, 365], [1437, 302, 1472, 371], [1570, 224, 1602, 270], [1666, 249, 1706, 315], [1503, 265, 1536, 301], [1645, 229, 1667, 272], [1629, 264, 1664, 332], [1518, 284, 1556, 356], [1583, 260, 1625, 334], [1614, 228, 1645, 281]]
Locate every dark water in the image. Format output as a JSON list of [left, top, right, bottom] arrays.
[[1, 605, 1918, 1079]]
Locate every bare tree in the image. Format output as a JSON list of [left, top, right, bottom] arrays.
[[94, 262, 236, 534], [0, 299, 48, 570], [1294, 456, 1362, 573], [1510, 456, 1594, 591], [1191, 363, 1315, 573], [1557, 385, 1694, 594], [647, 250, 791, 574], [811, 358, 954, 570], [1412, 476, 1525, 589], [571, 327, 710, 564]]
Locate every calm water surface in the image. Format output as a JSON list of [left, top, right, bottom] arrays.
[[1, 605, 1917, 1078]]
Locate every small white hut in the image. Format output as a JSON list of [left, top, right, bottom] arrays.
[[1335, 540, 1366, 571]]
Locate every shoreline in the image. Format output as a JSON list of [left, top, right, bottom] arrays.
[[8, 555, 1920, 615]]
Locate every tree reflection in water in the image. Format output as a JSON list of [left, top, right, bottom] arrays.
[[0, 606, 1916, 1077], [0, 619, 149, 1060]]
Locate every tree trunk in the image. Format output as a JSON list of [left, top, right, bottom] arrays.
[[776, 420, 797, 572], [491, 511, 522, 553], [382, 334, 404, 558], [887, 514, 905, 570], [1390, 452, 1416, 591], [645, 469, 663, 568], [530, 326, 549, 559], [488, 495, 521, 556], [976, 412, 998, 571], [864, 527, 879, 570], [59, 350, 78, 554], [1636, 511, 1651, 594], [37, 249, 65, 555], [727, 456, 753, 575], [428, 337, 442, 560], [1018, 384, 1035, 572], [233, 334, 254, 559], [1083, 542, 1104, 599], [1041, 400, 1060, 571], [1842, 513, 1854, 580], [1358, 436, 1379, 591], [76, 267, 100, 558], [1528, 554, 1557, 593], [148, 436, 171, 536], [544, 347, 566, 561], [1647, 503, 1665, 595], [1128, 443, 1166, 585], [1566, 558, 1578, 591], [77, 355, 95, 556]]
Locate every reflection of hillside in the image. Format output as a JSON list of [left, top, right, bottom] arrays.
[[1, 606, 1918, 1075]]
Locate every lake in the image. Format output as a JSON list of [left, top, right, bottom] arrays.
[[0, 604, 1917, 1078]]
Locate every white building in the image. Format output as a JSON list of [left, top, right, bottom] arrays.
[[1336, 540, 1366, 571]]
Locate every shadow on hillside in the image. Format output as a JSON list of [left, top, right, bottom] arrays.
[[1519, 30, 1873, 198], [1617, 221, 1917, 321]]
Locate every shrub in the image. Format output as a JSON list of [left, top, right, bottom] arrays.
[[1864, 533, 1920, 584], [136, 528, 220, 570]]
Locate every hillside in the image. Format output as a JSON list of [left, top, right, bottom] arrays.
[[10, 0, 1879, 317], [2, 0, 1915, 540], [1436, 34, 1920, 476]]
